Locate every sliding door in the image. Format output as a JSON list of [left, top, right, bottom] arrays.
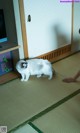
[[23, 0, 72, 57]]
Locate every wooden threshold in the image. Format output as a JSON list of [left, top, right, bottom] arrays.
[[0, 71, 20, 85], [37, 45, 72, 62]]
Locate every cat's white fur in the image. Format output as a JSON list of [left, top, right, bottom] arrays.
[[16, 58, 54, 81]]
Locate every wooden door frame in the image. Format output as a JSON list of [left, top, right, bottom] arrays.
[[18, 0, 29, 58], [71, 1, 74, 48]]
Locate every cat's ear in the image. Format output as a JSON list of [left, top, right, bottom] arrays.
[[21, 62, 28, 68]]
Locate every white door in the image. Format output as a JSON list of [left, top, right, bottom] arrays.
[[23, 0, 72, 57]]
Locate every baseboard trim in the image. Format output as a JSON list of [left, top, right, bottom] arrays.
[[37, 45, 71, 62]]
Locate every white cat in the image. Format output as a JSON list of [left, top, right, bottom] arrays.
[[16, 58, 55, 81]]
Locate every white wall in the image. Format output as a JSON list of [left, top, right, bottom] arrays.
[[23, 0, 72, 58], [13, 0, 24, 59]]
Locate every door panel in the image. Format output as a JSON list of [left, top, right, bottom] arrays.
[[23, 0, 72, 57]]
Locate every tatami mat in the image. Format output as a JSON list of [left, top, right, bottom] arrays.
[[53, 52, 80, 77], [0, 53, 80, 132], [0, 75, 79, 132], [11, 122, 43, 133], [33, 94, 80, 133]]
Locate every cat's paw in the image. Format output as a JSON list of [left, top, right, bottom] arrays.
[[21, 78, 24, 81], [24, 79, 29, 81]]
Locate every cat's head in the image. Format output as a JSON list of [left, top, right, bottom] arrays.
[[21, 62, 28, 68]]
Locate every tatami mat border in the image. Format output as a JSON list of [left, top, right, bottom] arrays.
[[29, 122, 43, 133], [8, 89, 80, 133]]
